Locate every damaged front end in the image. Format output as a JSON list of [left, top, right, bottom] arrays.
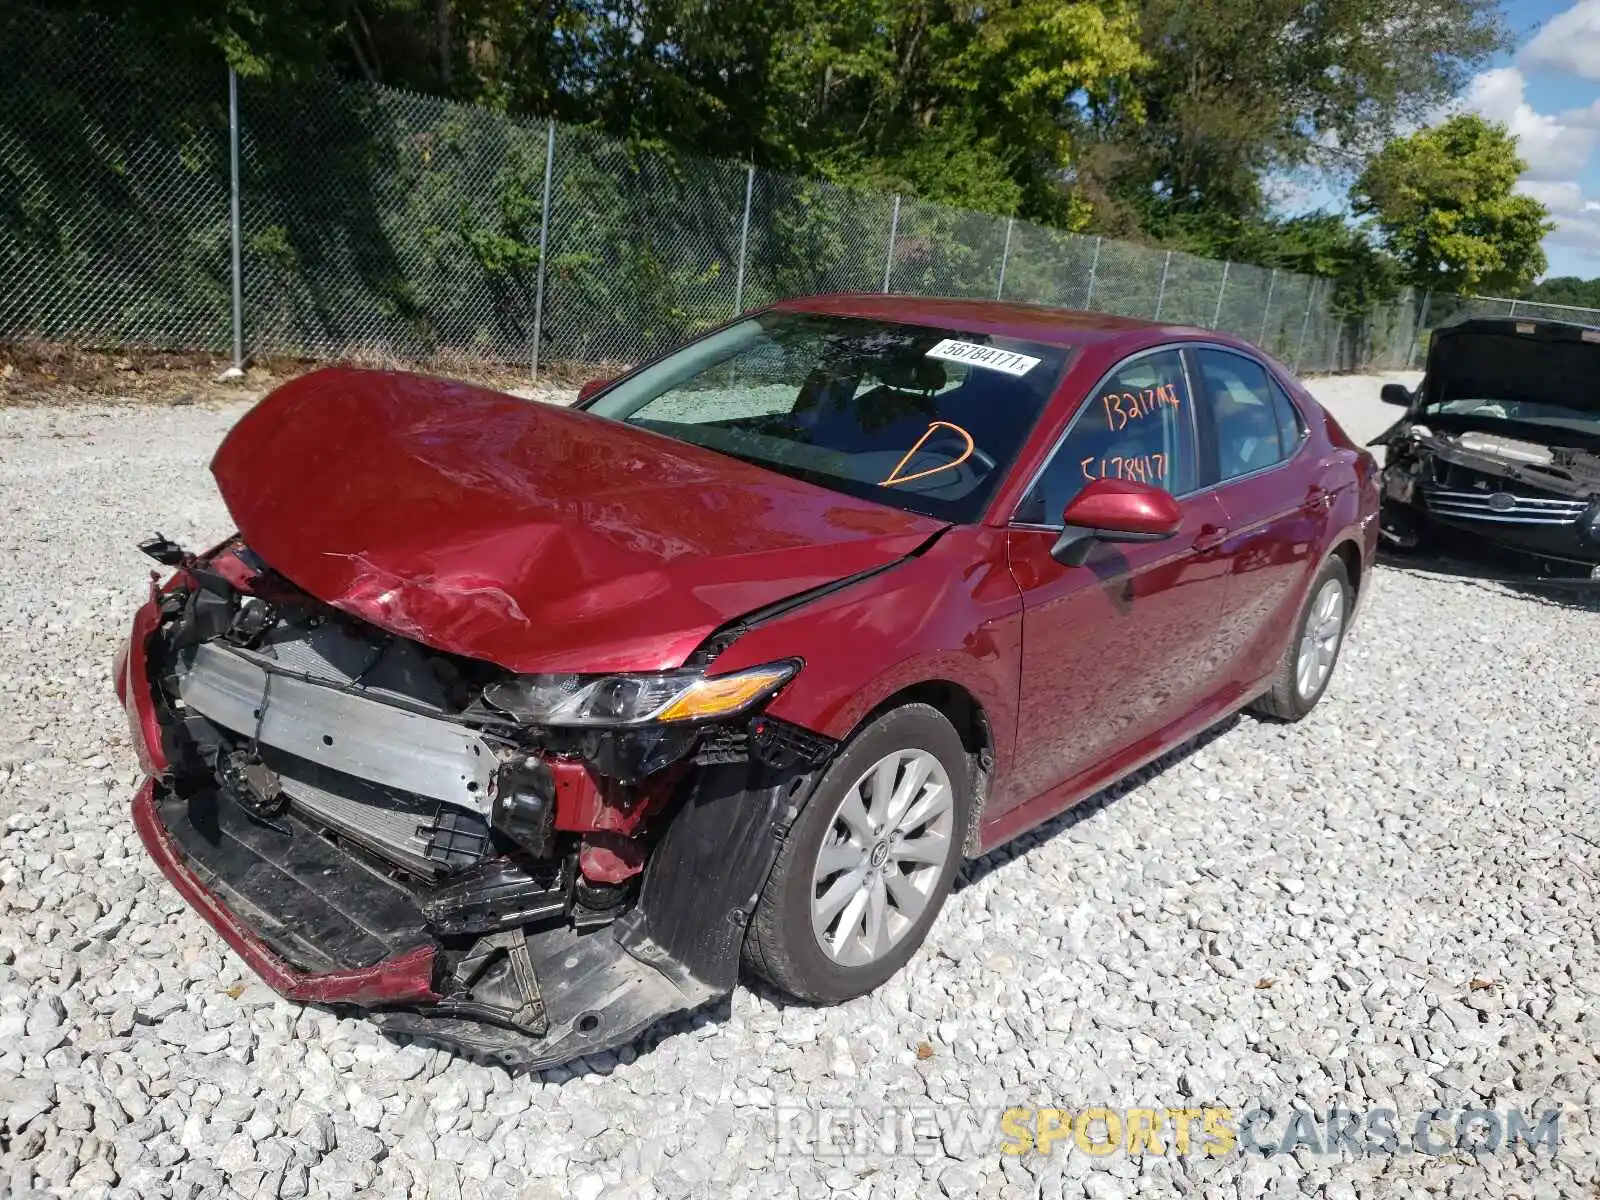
[[1377, 425, 1600, 572], [1375, 317, 1600, 576], [120, 537, 837, 1069]]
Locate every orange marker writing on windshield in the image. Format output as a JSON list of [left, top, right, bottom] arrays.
[[881, 420, 975, 487]]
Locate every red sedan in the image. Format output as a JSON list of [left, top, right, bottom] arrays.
[[116, 295, 1378, 1068]]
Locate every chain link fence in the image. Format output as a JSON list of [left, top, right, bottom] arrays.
[[0, 7, 233, 350], [0, 8, 1512, 380]]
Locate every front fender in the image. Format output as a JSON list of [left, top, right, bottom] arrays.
[[707, 526, 1023, 780]]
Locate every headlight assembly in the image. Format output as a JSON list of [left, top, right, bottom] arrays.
[[482, 661, 799, 727]]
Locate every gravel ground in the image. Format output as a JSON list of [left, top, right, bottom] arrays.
[[1, 379, 1598, 1199]]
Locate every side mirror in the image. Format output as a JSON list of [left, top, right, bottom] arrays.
[[1379, 383, 1412, 407], [577, 377, 613, 404], [1050, 478, 1182, 567]]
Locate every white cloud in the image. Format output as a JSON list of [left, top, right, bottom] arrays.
[[1560, 98, 1600, 128], [1516, 179, 1600, 215], [1550, 210, 1600, 259], [1517, 180, 1600, 272], [1459, 67, 1595, 179], [1442, 3, 1600, 278], [1517, 179, 1586, 212], [1521, 0, 1600, 82]]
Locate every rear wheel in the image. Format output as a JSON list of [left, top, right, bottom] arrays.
[[743, 704, 970, 1003], [1250, 555, 1352, 721]]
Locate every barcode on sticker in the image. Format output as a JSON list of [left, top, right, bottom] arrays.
[[926, 338, 1040, 376]]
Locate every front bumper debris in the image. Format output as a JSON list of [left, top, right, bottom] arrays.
[[131, 780, 441, 1005], [120, 588, 833, 1069]]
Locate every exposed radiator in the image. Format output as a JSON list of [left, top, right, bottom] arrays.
[[279, 770, 440, 876]]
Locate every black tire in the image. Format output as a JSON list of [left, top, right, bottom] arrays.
[[1249, 555, 1353, 722], [743, 703, 971, 1003]]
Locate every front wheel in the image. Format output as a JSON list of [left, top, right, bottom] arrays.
[[1250, 555, 1353, 721], [743, 703, 971, 1003]]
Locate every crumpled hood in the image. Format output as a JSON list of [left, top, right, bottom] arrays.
[[211, 368, 944, 674]]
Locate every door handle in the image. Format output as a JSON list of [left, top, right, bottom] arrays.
[[1191, 524, 1227, 553]]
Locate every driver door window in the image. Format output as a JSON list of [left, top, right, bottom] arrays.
[[1015, 349, 1197, 525]]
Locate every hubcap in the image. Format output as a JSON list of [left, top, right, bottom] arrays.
[[1295, 578, 1346, 700], [810, 748, 955, 967]]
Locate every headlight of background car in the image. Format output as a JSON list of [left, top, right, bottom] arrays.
[[482, 661, 799, 727]]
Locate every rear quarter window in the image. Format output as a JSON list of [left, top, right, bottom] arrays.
[[1269, 378, 1307, 457]]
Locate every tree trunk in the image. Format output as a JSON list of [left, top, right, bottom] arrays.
[[436, 0, 452, 89]]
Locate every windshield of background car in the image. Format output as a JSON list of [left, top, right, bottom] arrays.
[[1421, 329, 1600, 443], [1422, 396, 1600, 438], [584, 312, 1073, 522]]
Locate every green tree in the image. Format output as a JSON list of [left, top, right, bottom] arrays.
[[1078, 0, 1509, 244], [484, 0, 1147, 226], [1352, 114, 1553, 294], [756, 0, 1147, 223], [49, 0, 1146, 224], [1522, 276, 1600, 308]]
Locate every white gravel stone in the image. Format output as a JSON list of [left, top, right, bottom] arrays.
[[1, 382, 1597, 1197]]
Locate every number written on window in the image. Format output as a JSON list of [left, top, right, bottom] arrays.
[[1101, 384, 1182, 432]]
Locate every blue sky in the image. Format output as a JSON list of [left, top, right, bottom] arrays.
[[1277, 0, 1600, 284], [1468, 0, 1600, 280]]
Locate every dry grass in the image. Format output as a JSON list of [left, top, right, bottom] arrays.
[[0, 340, 612, 408]]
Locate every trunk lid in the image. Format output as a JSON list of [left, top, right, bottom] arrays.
[[211, 368, 944, 674]]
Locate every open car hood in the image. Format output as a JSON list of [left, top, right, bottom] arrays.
[[211, 368, 945, 674], [1424, 320, 1600, 415]]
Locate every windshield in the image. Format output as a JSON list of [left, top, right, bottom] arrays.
[[1421, 396, 1600, 439], [583, 312, 1072, 522]]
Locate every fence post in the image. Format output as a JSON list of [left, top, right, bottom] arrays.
[[1507, 298, 1521, 318], [882, 195, 901, 293], [1084, 236, 1103, 309], [227, 66, 243, 373], [1404, 289, 1433, 370], [1153, 250, 1172, 321], [996, 216, 1014, 300], [530, 121, 557, 382], [1293, 278, 1317, 373], [1257, 268, 1278, 347], [1211, 262, 1229, 329], [732, 164, 755, 316]]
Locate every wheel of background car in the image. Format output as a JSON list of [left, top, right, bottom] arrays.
[[1249, 555, 1352, 722], [742, 703, 971, 1002]]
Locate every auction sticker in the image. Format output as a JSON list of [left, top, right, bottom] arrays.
[[926, 338, 1040, 376]]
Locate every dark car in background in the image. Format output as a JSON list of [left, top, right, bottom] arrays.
[[1374, 318, 1600, 577], [116, 295, 1378, 1069]]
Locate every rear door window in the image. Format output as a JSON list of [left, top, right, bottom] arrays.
[[1190, 349, 1299, 481]]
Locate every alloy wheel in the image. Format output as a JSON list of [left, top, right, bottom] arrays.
[[1295, 578, 1346, 700], [809, 748, 955, 967]]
